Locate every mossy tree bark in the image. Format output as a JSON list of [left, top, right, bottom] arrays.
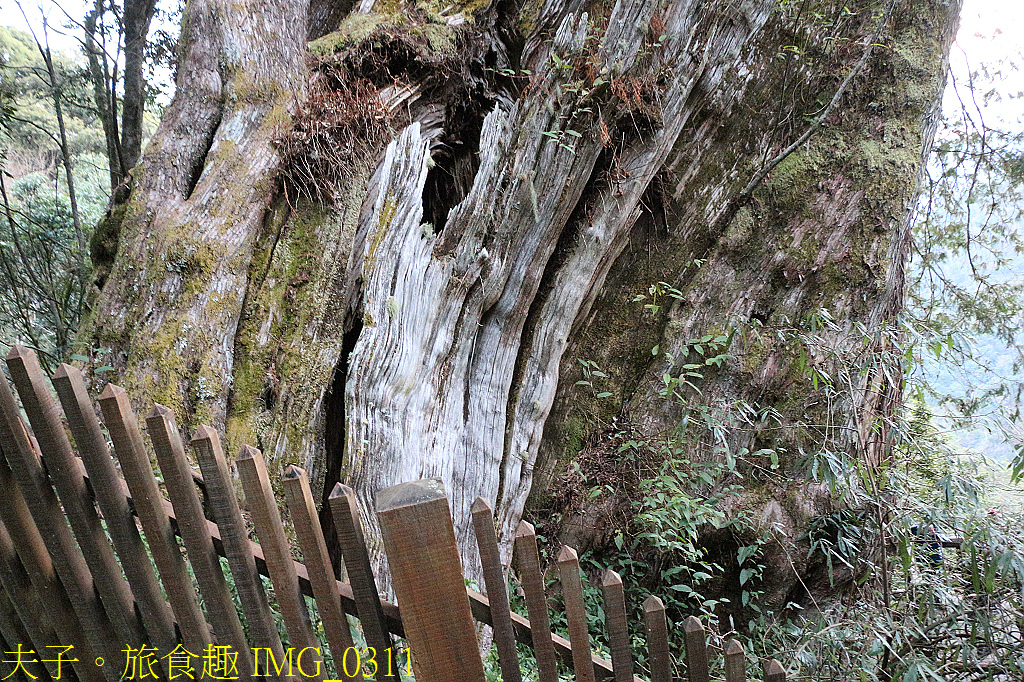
[[81, 0, 961, 604]]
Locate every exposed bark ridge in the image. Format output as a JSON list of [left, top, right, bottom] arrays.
[[533, 0, 962, 609], [344, 0, 774, 582], [80, 0, 308, 431]]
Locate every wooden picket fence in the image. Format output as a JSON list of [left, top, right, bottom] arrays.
[[0, 344, 789, 682]]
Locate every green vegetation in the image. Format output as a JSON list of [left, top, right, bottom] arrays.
[[522, 296, 1024, 680], [0, 26, 113, 368]]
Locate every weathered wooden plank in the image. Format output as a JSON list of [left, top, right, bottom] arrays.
[[0, 584, 55, 682], [0, 438, 99, 682], [557, 545, 595, 682], [469, 587, 637, 682], [644, 596, 671, 682], [0, 522, 61, 681], [513, 521, 558, 682], [764, 660, 786, 682], [683, 616, 709, 682], [283, 465, 359, 681], [601, 570, 633, 682], [192, 426, 285, 664], [0, 367, 123, 681], [236, 446, 324, 681], [376, 478, 486, 682], [6, 347, 146, 648], [328, 483, 394, 659], [472, 497, 522, 682], [147, 405, 253, 676], [724, 639, 745, 682], [97, 385, 212, 654], [1, 378, 626, 682], [52, 364, 179, 653]]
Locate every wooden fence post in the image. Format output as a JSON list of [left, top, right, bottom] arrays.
[[643, 596, 671, 682], [147, 405, 253, 677], [472, 497, 522, 682], [557, 545, 596, 682], [98, 385, 212, 655], [0, 368, 122, 681], [236, 446, 324, 682], [683, 615, 710, 682], [282, 465, 359, 681], [724, 639, 745, 682], [0, 457, 99, 682], [376, 478, 486, 682], [601, 570, 633, 682], [52, 364, 178, 653], [192, 427, 285, 663], [764, 660, 786, 682], [514, 521, 558, 682], [328, 483, 394, 663], [0, 521, 62, 680], [7, 347, 145, 648]]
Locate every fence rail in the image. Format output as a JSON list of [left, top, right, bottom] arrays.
[[0, 344, 789, 681]]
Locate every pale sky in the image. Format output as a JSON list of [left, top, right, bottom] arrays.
[[7, 0, 1021, 110], [948, 0, 1024, 126]]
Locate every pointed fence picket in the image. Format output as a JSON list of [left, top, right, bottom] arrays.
[[0, 344, 794, 682]]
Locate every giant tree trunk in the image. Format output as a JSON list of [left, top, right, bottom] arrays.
[[81, 0, 961, 603]]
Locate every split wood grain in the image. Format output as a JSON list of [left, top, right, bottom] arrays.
[[98, 385, 212, 654], [53, 364, 178, 653], [557, 545, 595, 682], [513, 521, 558, 682], [147, 405, 253, 677], [236, 446, 323, 681], [376, 478, 485, 682], [192, 427, 285, 662], [283, 465, 359, 681], [472, 497, 522, 682], [601, 570, 633, 682]]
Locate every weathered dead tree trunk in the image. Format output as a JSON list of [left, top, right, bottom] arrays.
[[80, 0, 961, 603]]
